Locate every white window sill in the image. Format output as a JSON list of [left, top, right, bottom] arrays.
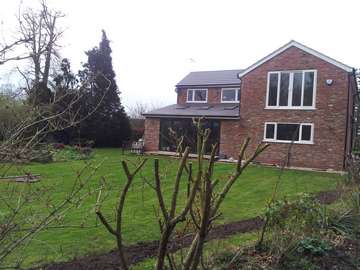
[[221, 101, 240, 103], [186, 101, 208, 103], [263, 139, 314, 145], [265, 106, 316, 110]]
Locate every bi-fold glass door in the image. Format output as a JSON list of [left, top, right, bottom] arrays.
[[159, 118, 220, 154]]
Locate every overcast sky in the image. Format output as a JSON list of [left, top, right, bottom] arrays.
[[1, 0, 359, 109]]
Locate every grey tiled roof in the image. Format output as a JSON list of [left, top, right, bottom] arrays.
[[143, 103, 240, 119], [176, 69, 243, 87]]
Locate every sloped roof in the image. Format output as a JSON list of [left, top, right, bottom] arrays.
[[238, 40, 353, 78], [176, 69, 243, 87], [143, 103, 240, 119]]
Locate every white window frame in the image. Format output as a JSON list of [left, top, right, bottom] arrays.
[[265, 70, 317, 110], [263, 122, 314, 144], [221, 88, 240, 103], [186, 88, 208, 103]]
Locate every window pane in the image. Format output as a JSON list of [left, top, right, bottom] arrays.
[[279, 73, 289, 106], [237, 89, 240, 101], [222, 89, 236, 102], [292, 72, 302, 106], [301, 125, 312, 141], [268, 73, 278, 106], [194, 90, 207, 101], [187, 90, 193, 101], [277, 124, 299, 141], [303, 72, 314, 106], [265, 124, 275, 139]]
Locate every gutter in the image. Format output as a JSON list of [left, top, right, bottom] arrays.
[[343, 69, 358, 169], [142, 114, 240, 120], [175, 83, 240, 92]]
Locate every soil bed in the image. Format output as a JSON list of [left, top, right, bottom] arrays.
[[227, 238, 360, 270], [38, 190, 341, 270]]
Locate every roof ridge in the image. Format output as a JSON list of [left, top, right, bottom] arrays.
[[188, 69, 243, 73]]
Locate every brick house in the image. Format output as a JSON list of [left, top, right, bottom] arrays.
[[143, 40, 357, 171]]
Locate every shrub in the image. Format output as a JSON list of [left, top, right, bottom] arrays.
[[77, 146, 92, 156], [264, 193, 327, 234], [296, 237, 333, 256], [259, 193, 328, 262], [208, 250, 247, 270], [30, 150, 53, 163], [53, 143, 65, 149], [279, 257, 317, 270], [345, 156, 360, 185], [277, 237, 333, 270], [328, 190, 360, 237], [51, 145, 93, 161], [0, 94, 29, 141]]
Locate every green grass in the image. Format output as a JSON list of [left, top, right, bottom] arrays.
[[131, 232, 258, 270], [132, 232, 258, 269], [0, 148, 341, 267]]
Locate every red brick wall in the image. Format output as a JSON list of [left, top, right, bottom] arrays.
[[177, 87, 223, 104], [144, 118, 160, 151], [219, 120, 244, 158], [231, 46, 350, 170]]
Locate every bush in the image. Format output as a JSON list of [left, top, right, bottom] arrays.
[[259, 193, 328, 263], [51, 145, 93, 161], [264, 193, 326, 234], [71, 139, 95, 148], [328, 190, 360, 237], [277, 237, 333, 270], [296, 237, 333, 256], [53, 143, 65, 149], [30, 149, 53, 163], [0, 94, 29, 141], [345, 156, 360, 185], [255, 188, 360, 269]]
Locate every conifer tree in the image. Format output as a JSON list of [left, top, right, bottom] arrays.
[[79, 30, 131, 146]]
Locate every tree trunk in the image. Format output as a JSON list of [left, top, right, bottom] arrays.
[[156, 224, 174, 270], [42, 16, 56, 86]]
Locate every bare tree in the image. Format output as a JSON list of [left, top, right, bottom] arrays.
[[16, 0, 65, 89], [95, 118, 269, 269], [127, 101, 164, 119], [0, 38, 32, 65]]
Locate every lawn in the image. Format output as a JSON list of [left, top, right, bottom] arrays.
[[132, 231, 259, 270], [0, 148, 342, 268]]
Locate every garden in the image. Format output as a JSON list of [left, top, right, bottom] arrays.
[[0, 147, 341, 268]]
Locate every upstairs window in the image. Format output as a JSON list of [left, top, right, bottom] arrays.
[[221, 88, 240, 103], [266, 70, 316, 109], [187, 89, 208, 103], [264, 122, 314, 144]]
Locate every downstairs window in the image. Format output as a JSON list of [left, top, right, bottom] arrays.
[[264, 122, 314, 144], [159, 119, 220, 154]]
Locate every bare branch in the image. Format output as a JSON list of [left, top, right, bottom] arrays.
[[154, 159, 169, 220], [169, 146, 190, 219]]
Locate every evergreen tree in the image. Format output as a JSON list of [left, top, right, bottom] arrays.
[[52, 58, 79, 144], [79, 30, 131, 147]]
